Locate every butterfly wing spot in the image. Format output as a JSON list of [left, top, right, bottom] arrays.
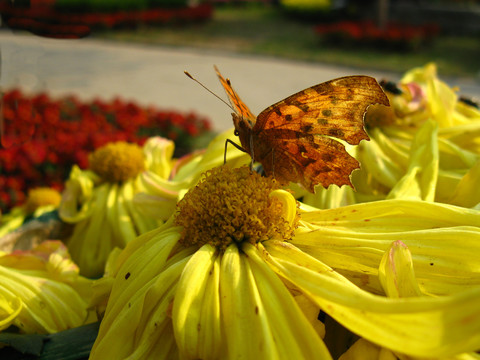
[[317, 118, 329, 126], [345, 88, 355, 100], [322, 109, 332, 117], [328, 128, 344, 137], [302, 124, 313, 133], [329, 96, 339, 105], [274, 108, 282, 116], [322, 152, 335, 162], [285, 114, 293, 121], [285, 98, 310, 113]]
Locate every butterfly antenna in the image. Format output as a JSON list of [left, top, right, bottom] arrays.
[[184, 71, 235, 112]]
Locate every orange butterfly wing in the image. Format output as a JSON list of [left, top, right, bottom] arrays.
[[215, 67, 389, 193], [253, 76, 389, 192], [214, 65, 256, 123]]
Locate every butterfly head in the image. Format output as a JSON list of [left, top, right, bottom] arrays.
[[232, 113, 254, 154]]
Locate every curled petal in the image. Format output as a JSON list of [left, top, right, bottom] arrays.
[[269, 189, 298, 228], [142, 137, 175, 180], [379, 241, 423, 298], [59, 166, 99, 223], [263, 240, 480, 358], [0, 293, 22, 331]]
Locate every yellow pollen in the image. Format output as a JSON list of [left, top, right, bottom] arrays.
[[24, 187, 62, 214], [174, 165, 299, 251], [88, 142, 146, 183]]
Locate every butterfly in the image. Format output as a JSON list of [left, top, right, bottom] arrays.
[[190, 66, 390, 193]]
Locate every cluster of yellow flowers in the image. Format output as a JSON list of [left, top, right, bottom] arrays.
[[1, 63, 479, 359]]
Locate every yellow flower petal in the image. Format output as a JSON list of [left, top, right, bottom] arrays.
[[295, 200, 480, 295], [91, 237, 192, 359], [143, 137, 175, 179], [0, 292, 22, 331], [448, 159, 480, 208], [0, 207, 27, 238], [59, 165, 99, 223], [379, 241, 423, 298], [220, 244, 275, 359], [0, 266, 89, 333], [387, 119, 439, 201], [338, 338, 385, 360], [357, 137, 404, 189], [244, 243, 332, 359], [173, 244, 221, 359], [263, 240, 480, 358]]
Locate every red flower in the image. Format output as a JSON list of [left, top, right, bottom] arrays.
[[1, 89, 213, 212]]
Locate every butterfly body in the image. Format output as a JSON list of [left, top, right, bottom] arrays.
[[215, 67, 390, 193]]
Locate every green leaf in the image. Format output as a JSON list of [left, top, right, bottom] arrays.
[[0, 331, 47, 356], [0, 322, 100, 360]]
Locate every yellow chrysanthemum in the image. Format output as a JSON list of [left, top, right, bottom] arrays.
[[59, 138, 171, 278], [59, 134, 249, 278], [0, 241, 95, 334], [0, 187, 61, 238], [90, 165, 480, 359], [300, 63, 480, 210]]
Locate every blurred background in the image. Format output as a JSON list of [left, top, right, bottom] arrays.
[[0, 0, 479, 211]]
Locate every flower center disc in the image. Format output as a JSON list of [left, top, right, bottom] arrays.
[[175, 165, 298, 251], [88, 142, 145, 183], [24, 187, 62, 213]]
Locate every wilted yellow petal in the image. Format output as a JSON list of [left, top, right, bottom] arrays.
[[0, 293, 22, 331], [294, 293, 325, 339], [0, 207, 27, 238], [338, 338, 384, 360], [0, 266, 89, 333], [357, 137, 404, 189], [91, 245, 191, 359], [448, 160, 480, 208], [295, 200, 480, 295], [379, 241, 423, 298], [173, 244, 221, 360], [143, 137, 175, 179], [302, 183, 356, 209], [65, 183, 113, 277], [59, 165, 99, 222], [263, 240, 480, 358], [244, 243, 332, 359], [220, 244, 276, 359], [401, 63, 457, 128], [387, 119, 438, 201]]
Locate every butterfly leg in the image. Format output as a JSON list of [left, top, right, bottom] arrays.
[[224, 139, 246, 164]]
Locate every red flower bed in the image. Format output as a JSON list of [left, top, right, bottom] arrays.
[[0, 89, 213, 213], [0, 2, 213, 38], [315, 21, 440, 50]]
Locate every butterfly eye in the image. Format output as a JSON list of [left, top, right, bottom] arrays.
[[234, 129, 239, 137]]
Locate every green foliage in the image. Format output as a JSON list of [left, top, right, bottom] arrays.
[[55, 0, 149, 12], [148, 0, 192, 8], [0, 322, 100, 360], [54, 0, 195, 12]]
